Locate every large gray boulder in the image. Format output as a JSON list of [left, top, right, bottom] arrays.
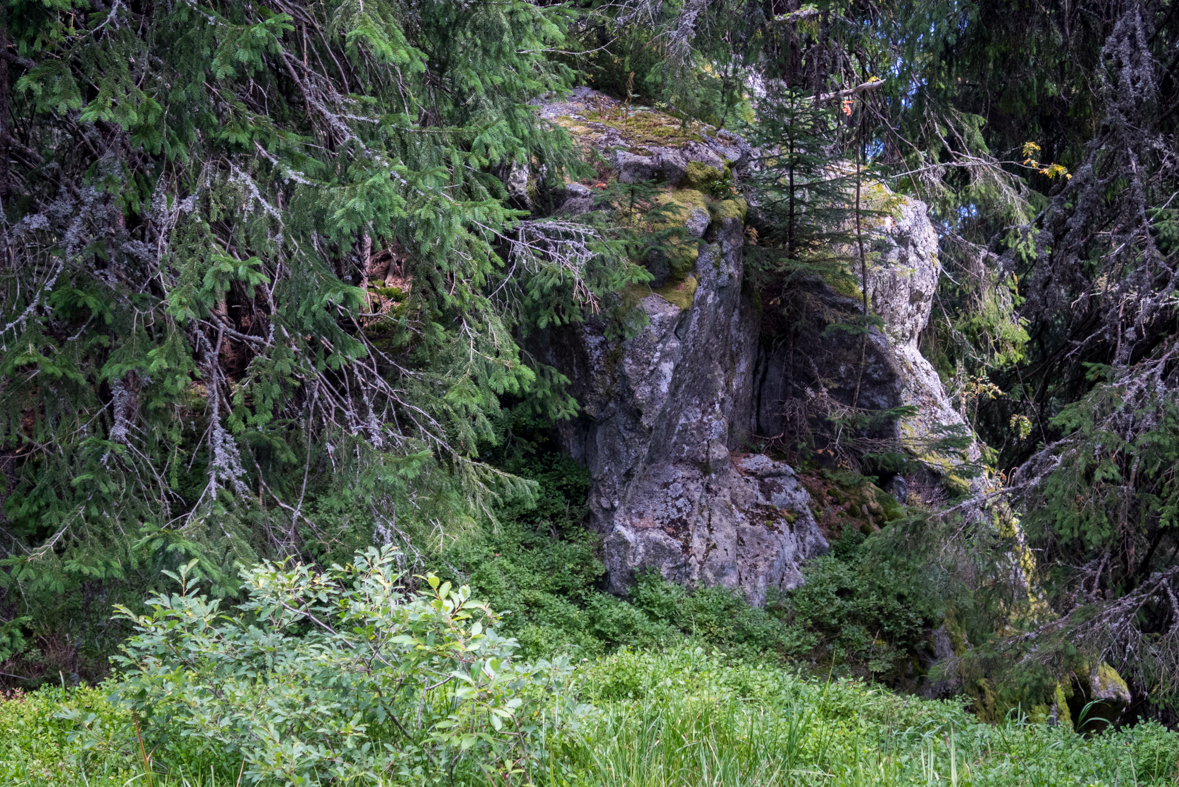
[[534, 89, 978, 602], [534, 199, 828, 607]]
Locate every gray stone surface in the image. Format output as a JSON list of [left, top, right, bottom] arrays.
[[554, 182, 594, 216], [921, 625, 964, 699], [534, 88, 979, 600], [752, 280, 904, 447], [683, 205, 711, 238], [532, 206, 827, 606], [862, 189, 982, 475], [616, 152, 657, 184]]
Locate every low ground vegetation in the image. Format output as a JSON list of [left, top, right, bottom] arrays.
[[450, 451, 940, 683], [4, 643, 1177, 786], [8, 436, 1173, 786]]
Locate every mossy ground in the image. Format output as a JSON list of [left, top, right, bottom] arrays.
[[799, 470, 904, 539], [581, 108, 708, 152]]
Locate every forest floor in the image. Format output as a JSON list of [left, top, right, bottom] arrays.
[[5, 647, 1177, 787]]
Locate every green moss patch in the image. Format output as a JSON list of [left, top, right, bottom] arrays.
[[684, 161, 724, 189], [651, 189, 709, 277], [1092, 662, 1130, 697], [583, 109, 707, 147], [1054, 682, 1074, 731], [825, 271, 865, 303], [623, 273, 698, 312], [709, 196, 747, 224], [656, 188, 709, 215], [652, 274, 698, 310]]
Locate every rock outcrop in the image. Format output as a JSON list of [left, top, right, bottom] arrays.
[[866, 192, 982, 492], [752, 184, 981, 503], [534, 89, 978, 603], [533, 90, 828, 606]]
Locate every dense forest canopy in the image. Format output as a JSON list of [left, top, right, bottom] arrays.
[[2, 0, 1178, 721], [0, 0, 642, 634]]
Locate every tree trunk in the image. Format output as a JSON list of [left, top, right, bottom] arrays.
[[1, 23, 10, 199]]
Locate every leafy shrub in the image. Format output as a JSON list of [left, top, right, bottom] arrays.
[[582, 592, 677, 649], [624, 546, 933, 679], [108, 548, 588, 786], [773, 555, 932, 677], [451, 452, 615, 659], [630, 570, 795, 656]]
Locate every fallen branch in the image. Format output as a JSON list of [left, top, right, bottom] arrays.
[[817, 79, 885, 104], [771, 8, 820, 25]]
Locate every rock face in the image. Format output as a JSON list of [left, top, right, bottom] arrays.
[[752, 185, 980, 501], [534, 89, 975, 603], [866, 193, 982, 485], [534, 183, 828, 607]]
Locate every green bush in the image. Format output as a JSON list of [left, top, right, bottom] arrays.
[[622, 546, 933, 679], [450, 452, 615, 659], [773, 554, 933, 677], [102, 548, 588, 786]]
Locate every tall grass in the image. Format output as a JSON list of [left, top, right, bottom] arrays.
[[0, 685, 224, 787], [561, 648, 1179, 787], [4, 649, 1178, 786], [566, 695, 814, 787]]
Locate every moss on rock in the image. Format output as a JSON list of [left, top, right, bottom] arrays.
[[826, 272, 865, 303], [651, 189, 708, 277], [583, 109, 707, 147], [656, 188, 709, 214], [1091, 662, 1130, 699], [943, 608, 968, 656], [1054, 682, 1074, 731], [709, 197, 748, 224], [683, 161, 724, 190], [623, 273, 699, 313], [653, 274, 698, 310]]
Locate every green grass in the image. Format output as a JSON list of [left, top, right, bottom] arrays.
[[566, 649, 1179, 787], [0, 684, 210, 787], [5, 649, 1177, 787]]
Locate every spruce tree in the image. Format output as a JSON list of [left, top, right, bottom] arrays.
[[743, 86, 911, 463], [0, 0, 639, 674]]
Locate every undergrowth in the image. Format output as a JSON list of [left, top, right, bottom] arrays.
[[568, 648, 1179, 787], [7, 428, 1175, 786], [5, 649, 1177, 786], [447, 441, 939, 683]]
